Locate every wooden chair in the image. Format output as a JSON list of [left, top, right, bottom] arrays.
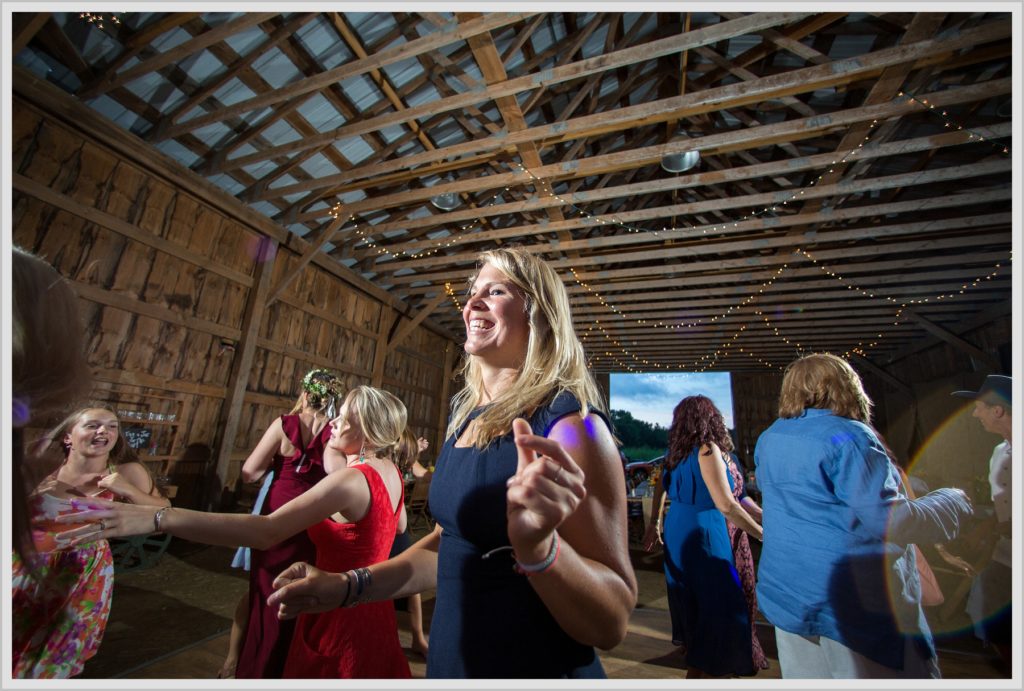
[[406, 475, 433, 529], [110, 533, 172, 573]]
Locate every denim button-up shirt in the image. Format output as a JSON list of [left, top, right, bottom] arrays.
[[754, 408, 971, 669]]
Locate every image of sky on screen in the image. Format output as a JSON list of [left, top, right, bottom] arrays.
[[609, 372, 734, 430]]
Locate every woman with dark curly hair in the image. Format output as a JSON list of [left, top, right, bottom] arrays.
[[659, 395, 763, 678]]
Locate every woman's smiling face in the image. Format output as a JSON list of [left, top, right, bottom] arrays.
[[64, 409, 119, 458], [462, 263, 530, 367]]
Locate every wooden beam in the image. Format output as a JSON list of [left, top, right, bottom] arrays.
[[84, 13, 202, 96], [158, 12, 539, 140], [252, 74, 1010, 211], [11, 12, 50, 54], [219, 12, 814, 173], [903, 309, 1002, 370], [384, 197, 1011, 286], [213, 239, 277, 498], [305, 121, 1011, 231], [386, 292, 451, 354], [435, 343, 459, 449], [850, 355, 913, 396], [148, 13, 318, 137], [221, 18, 1003, 182], [265, 213, 348, 306], [71, 280, 242, 341], [885, 301, 1012, 365], [80, 13, 278, 98], [93, 367, 226, 400], [12, 173, 255, 286], [370, 160, 1012, 274], [371, 306, 396, 387]]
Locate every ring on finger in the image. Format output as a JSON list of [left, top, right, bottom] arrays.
[[99, 519, 106, 531], [554, 466, 565, 486]]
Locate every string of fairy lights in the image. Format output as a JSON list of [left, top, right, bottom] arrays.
[[79, 13, 124, 30], [578, 250, 1009, 372], [323, 117, 884, 263], [319, 89, 1011, 269], [327, 183, 517, 260], [347, 91, 1009, 372], [898, 91, 1011, 156]]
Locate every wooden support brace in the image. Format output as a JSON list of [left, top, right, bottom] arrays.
[[903, 309, 1001, 371], [213, 238, 277, 500], [850, 354, 912, 396], [386, 292, 450, 355], [265, 213, 347, 306]]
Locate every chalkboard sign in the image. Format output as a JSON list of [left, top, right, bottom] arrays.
[[122, 425, 152, 450]]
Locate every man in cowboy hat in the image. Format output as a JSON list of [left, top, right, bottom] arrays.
[[951, 374, 1012, 668]]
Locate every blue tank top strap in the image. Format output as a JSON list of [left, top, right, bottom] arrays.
[[529, 390, 610, 437]]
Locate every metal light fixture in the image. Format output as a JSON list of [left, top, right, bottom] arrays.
[[430, 190, 460, 211], [430, 174, 461, 210], [661, 130, 701, 173]]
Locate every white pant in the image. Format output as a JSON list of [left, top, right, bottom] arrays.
[[775, 628, 940, 679]]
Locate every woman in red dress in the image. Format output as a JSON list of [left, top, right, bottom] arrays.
[[60, 386, 411, 678]]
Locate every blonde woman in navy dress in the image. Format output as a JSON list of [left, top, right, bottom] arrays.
[[268, 247, 638, 678]]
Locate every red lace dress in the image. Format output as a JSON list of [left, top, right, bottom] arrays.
[[283, 464, 411, 678]]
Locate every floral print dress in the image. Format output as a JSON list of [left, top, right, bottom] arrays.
[[11, 488, 115, 678]]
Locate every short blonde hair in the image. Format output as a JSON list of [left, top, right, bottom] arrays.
[[346, 386, 408, 459], [778, 353, 872, 422], [448, 247, 604, 446]]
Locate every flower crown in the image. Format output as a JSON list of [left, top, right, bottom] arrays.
[[301, 369, 335, 398]]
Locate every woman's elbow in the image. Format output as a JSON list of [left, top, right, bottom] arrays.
[[240, 468, 261, 484]]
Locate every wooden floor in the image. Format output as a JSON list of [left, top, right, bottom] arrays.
[[82, 540, 1010, 682]]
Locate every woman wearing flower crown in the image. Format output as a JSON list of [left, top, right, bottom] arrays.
[[227, 367, 345, 678]]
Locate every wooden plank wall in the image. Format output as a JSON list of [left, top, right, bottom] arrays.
[[11, 94, 455, 508]]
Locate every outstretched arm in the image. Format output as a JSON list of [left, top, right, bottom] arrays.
[[56, 467, 369, 550], [269, 523, 442, 619]]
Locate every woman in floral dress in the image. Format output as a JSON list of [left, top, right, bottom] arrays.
[[12, 407, 168, 678]]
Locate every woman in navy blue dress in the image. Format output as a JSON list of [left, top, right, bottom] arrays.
[[269, 247, 638, 678], [660, 395, 763, 678]]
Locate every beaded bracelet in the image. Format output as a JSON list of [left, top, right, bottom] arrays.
[[513, 532, 560, 576], [153, 507, 170, 533]]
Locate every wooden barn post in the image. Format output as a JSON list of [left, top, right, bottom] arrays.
[[212, 237, 278, 507]]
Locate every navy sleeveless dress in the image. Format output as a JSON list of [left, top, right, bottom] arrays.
[[427, 392, 608, 678]]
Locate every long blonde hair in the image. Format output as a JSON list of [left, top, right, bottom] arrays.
[[447, 247, 604, 447], [346, 385, 408, 460], [778, 353, 873, 422]]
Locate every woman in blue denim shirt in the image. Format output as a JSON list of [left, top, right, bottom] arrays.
[[754, 353, 972, 678]]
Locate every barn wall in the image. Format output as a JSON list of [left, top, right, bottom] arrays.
[[12, 92, 457, 508]]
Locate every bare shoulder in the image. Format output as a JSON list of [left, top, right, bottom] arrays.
[[548, 411, 619, 475], [115, 461, 154, 486]]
